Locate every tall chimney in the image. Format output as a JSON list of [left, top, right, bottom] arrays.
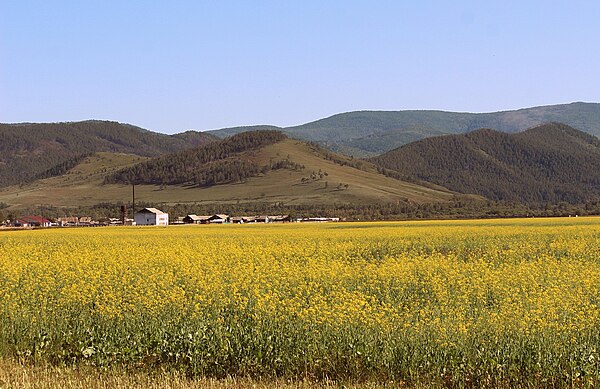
[[120, 205, 127, 225]]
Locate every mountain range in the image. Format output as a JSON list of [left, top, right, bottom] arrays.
[[0, 102, 599, 212], [207, 102, 600, 156], [0, 131, 461, 210], [371, 123, 600, 204], [0, 120, 216, 187]]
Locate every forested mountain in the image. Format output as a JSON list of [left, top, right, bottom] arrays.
[[204, 125, 283, 139], [106, 130, 288, 186], [207, 102, 600, 156], [0, 121, 216, 187], [370, 123, 600, 204], [1, 130, 460, 209]]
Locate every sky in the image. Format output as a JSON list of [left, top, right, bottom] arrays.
[[1, 1, 599, 134]]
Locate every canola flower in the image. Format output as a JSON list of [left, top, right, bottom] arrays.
[[0, 217, 599, 385]]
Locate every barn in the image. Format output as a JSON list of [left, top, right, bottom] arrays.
[[208, 214, 230, 224], [183, 214, 211, 224], [134, 208, 169, 226]]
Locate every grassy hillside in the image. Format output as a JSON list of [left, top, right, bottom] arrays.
[[370, 123, 600, 204], [0, 120, 216, 187], [207, 102, 600, 156], [0, 136, 463, 210], [0, 152, 148, 209]]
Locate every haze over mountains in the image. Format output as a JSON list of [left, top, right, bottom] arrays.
[[207, 102, 600, 156]]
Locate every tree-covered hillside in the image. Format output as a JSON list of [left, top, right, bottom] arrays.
[[0, 121, 216, 187], [105, 130, 288, 186], [207, 102, 600, 156], [370, 123, 600, 204]]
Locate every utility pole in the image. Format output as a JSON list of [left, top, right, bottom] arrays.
[[132, 183, 135, 222]]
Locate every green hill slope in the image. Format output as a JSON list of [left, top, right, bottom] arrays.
[[207, 102, 600, 156], [370, 123, 600, 204], [0, 120, 217, 187], [0, 132, 465, 209], [0, 152, 148, 209]]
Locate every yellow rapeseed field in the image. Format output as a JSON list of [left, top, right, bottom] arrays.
[[1, 217, 599, 386]]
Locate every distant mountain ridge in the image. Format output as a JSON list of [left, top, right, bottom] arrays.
[[0, 120, 217, 187], [206, 102, 600, 156], [370, 123, 600, 204], [3, 102, 600, 204]]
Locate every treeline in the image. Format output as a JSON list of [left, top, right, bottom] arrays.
[[0, 121, 215, 187], [11, 199, 600, 223], [370, 123, 600, 204], [33, 154, 91, 180], [105, 130, 288, 186], [306, 142, 369, 171]]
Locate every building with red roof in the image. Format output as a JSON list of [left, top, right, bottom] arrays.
[[14, 215, 51, 227]]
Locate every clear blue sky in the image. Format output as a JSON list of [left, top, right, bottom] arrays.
[[1, 1, 598, 134]]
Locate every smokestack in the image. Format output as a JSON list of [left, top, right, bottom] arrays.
[[120, 205, 127, 225]]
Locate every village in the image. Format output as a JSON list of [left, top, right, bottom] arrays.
[[1, 207, 340, 228]]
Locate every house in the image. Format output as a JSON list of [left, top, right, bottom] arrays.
[[107, 217, 122, 225], [171, 217, 185, 225], [58, 216, 79, 227], [270, 215, 291, 223], [183, 214, 211, 224], [134, 208, 169, 226], [230, 216, 256, 224], [255, 215, 269, 223], [297, 217, 340, 223], [11, 219, 28, 227], [14, 215, 51, 227], [208, 214, 229, 224], [78, 216, 94, 226], [183, 214, 200, 224]]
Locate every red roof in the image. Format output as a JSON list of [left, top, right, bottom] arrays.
[[17, 215, 50, 224]]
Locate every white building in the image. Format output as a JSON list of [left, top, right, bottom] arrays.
[[134, 208, 169, 226]]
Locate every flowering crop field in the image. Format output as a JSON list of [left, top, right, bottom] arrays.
[[1, 218, 600, 386]]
